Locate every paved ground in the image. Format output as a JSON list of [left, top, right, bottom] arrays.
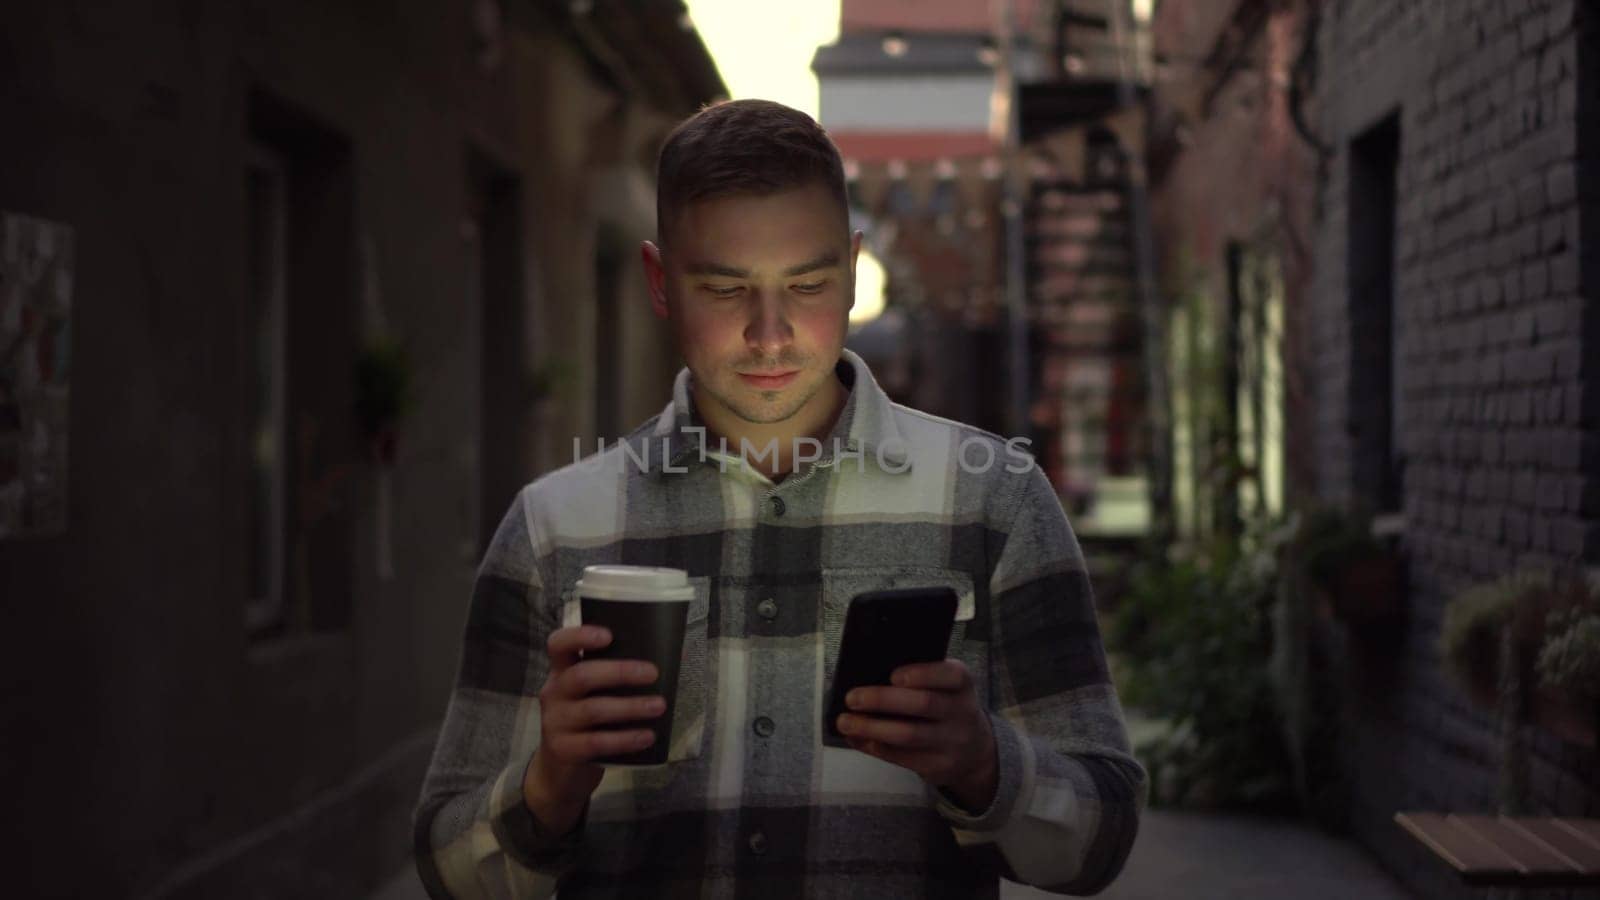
[[368, 865, 428, 900], [371, 809, 1413, 899], [1012, 810, 1413, 900]]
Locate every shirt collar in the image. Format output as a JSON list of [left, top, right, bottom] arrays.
[[634, 348, 911, 477]]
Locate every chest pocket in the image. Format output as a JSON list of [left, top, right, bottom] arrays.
[[819, 566, 982, 731], [561, 576, 712, 765]]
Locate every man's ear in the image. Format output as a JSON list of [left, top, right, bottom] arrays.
[[642, 240, 669, 319], [847, 230, 863, 312]]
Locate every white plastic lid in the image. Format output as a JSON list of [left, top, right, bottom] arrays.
[[574, 565, 695, 602]]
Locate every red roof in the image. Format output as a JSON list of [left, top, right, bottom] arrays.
[[840, 0, 1043, 34], [830, 130, 996, 162]]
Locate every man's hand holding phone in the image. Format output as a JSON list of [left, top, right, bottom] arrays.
[[836, 659, 1000, 814], [823, 587, 999, 814], [521, 625, 665, 835]]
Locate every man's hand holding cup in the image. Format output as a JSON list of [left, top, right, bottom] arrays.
[[522, 566, 696, 836], [521, 624, 666, 835]]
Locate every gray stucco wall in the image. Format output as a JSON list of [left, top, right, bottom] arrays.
[[0, 1, 691, 895]]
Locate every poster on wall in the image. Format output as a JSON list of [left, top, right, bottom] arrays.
[[0, 212, 74, 539]]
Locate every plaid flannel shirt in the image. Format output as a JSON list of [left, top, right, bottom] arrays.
[[413, 349, 1145, 899]]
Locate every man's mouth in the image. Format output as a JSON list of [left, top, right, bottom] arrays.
[[738, 370, 799, 390]]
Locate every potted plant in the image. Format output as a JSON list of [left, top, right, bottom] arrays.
[[1531, 575, 1600, 748], [1440, 568, 1599, 747], [1292, 506, 1405, 626], [354, 336, 415, 466], [526, 357, 577, 414], [1439, 571, 1532, 710]]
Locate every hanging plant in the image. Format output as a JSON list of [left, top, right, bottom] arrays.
[[1439, 566, 1600, 765], [526, 357, 577, 410], [1438, 571, 1527, 709], [1292, 505, 1405, 625], [1538, 606, 1600, 694], [354, 336, 415, 466]]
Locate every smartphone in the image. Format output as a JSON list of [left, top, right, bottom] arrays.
[[822, 586, 959, 747]]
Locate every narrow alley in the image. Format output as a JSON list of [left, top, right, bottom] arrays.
[[4, 1, 1597, 899]]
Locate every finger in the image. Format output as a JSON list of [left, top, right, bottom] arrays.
[[547, 727, 655, 762], [848, 736, 942, 776], [554, 658, 660, 699], [835, 712, 940, 750], [891, 660, 970, 692], [553, 694, 667, 732], [547, 625, 613, 670], [845, 686, 949, 720], [846, 735, 885, 757]]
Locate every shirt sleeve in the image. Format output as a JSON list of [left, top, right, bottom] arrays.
[[411, 487, 579, 899], [933, 462, 1147, 895]]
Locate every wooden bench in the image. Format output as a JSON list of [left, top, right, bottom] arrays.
[[1395, 812, 1600, 888]]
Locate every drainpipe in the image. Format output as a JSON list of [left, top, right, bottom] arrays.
[[998, 0, 1032, 442], [1108, 0, 1174, 543]]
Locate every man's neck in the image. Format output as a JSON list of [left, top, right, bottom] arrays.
[[694, 374, 848, 482]]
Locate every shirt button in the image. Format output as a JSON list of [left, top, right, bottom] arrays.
[[752, 715, 775, 738], [770, 495, 786, 516], [747, 830, 768, 855], [757, 598, 778, 620]]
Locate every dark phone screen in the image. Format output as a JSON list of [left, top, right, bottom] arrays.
[[823, 586, 958, 745]]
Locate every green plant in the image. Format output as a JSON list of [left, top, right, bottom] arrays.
[[1286, 505, 1406, 626], [1438, 566, 1600, 811], [1538, 608, 1600, 695], [1109, 533, 1295, 811], [1268, 509, 1349, 829], [1439, 567, 1599, 703], [1438, 571, 1524, 705], [527, 357, 578, 407], [1294, 505, 1383, 592], [354, 337, 415, 439]]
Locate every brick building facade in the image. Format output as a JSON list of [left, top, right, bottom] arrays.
[[1153, 0, 1597, 896], [1308, 1, 1599, 896]]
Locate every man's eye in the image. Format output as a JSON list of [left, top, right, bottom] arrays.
[[792, 281, 827, 294], [704, 285, 743, 298]]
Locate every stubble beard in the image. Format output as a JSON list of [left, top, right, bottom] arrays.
[[708, 353, 822, 426]]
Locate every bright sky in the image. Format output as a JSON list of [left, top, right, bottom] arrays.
[[684, 0, 886, 325], [683, 0, 839, 117]]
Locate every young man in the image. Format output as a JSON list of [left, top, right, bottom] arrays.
[[414, 99, 1144, 899]]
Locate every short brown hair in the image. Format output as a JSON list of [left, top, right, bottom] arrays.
[[655, 99, 849, 244]]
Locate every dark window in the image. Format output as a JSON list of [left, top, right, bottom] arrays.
[[244, 89, 356, 642], [469, 150, 524, 555], [1226, 240, 1287, 523], [593, 222, 626, 442], [1221, 242, 1246, 537], [1583, 16, 1599, 563], [245, 143, 289, 635], [1347, 113, 1403, 514]]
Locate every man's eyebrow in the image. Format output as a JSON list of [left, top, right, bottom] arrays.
[[682, 250, 843, 279], [782, 250, 842, 277], [684, 261, 750, 278]]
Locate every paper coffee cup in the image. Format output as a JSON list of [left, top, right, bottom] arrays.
[[575, 565, 695, 766]]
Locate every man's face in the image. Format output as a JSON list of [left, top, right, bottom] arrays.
[[644, 182, 859, 428]]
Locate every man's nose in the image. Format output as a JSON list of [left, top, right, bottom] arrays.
[[744, 291, 793, 356]]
